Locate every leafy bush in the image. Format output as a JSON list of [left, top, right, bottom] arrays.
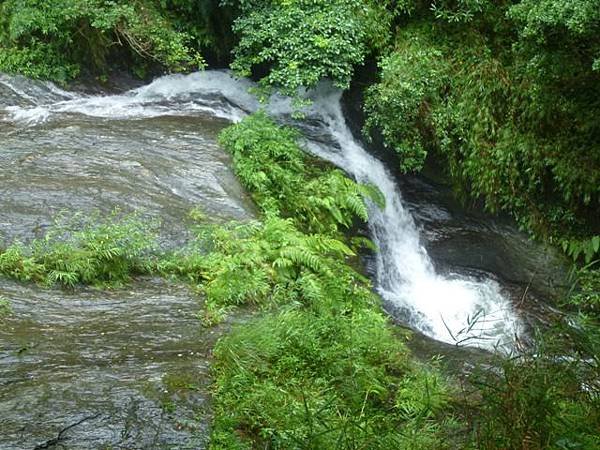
[[219, 112, 383, 235], [363, 5, 600, 254], [163, 216, 371, 325], [0, 212, 158, 287], [226, 0, 387, 97], [0, 0, 204, 82], [562, 236, 600, 264], [210, 307, 455, 450], [364, 27, 449, 172], [468, 319, 600, 450]]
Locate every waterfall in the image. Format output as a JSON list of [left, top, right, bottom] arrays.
[[2, 70, 523, 350], [301, 86, 522, 351]]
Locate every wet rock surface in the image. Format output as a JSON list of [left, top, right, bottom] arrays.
[[0, 279, 219, 449], [0, 115, 253, 248], [399, 175, 570, 303]]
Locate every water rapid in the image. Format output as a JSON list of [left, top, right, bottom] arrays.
[[302, 87, 523, 351], [1, 71, 523, 351]]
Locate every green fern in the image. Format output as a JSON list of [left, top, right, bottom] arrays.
[[0, 211, 158, 287], [218, 112, 384, 236]]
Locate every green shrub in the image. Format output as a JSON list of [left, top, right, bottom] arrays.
[[210, 307, 455, 450], [219, 112, 383, 235], [364, 26, 449, 172], [0, 0, 204, 82], [468, 319, 600, 450], [0, 212, 158, 287], [363, 6, 600, 252], [162, 215, 372, 324], [226, 0, 389, 98]]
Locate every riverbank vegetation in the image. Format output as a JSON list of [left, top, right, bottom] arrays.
[[0, 212, 157, 287], [0, 0, 217, 81], [362, 2, 600, 263]]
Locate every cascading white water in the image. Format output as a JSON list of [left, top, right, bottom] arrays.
[[1, 71, 259, 124], [300, 86, 522, 351], [2, 71, 523, 350]]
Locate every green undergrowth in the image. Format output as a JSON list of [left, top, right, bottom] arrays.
[[181, 113, 464, 449], [0, 212, 158, 287], [210, 308, 459, 450], [0, 0, 206, 82], [465, 317, 600, 450], [219, 112, 384, 236], [160, 216, 372, 326]]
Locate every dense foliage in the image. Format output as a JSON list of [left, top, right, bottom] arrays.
[[468, 325, 600, 449], [0, 0, 206, 81], [162, 215, 369, 325], [0, 212, 157, 287], [362, 1, 599, 261], [211, 308, 457, 450], [219, 112, 383, 234], [224, 0, 391, 98]]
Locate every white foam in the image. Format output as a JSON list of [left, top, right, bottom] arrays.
[[2, 71, 257, 125]]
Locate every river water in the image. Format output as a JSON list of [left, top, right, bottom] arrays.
[[0, 73, 254, 449], [0, 71, 563, 448]]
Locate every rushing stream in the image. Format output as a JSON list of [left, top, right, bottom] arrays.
[[0, 73, 254, 449], [300, 88, 523, 350], [1, 70, 558, 447]]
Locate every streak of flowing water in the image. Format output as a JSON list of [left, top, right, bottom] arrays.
[[302, 87, 522, 351], [2, 71, 523, 352], [1, 71, 258, 125]]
